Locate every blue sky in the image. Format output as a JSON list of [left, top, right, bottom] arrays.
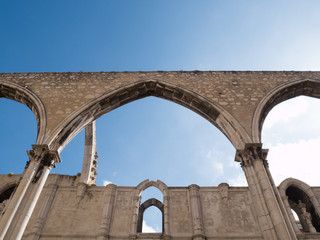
[[1, 0, 320, 232]]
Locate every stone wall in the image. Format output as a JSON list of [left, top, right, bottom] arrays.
[[1, 71, 320, 240], [0, 175, 262, 239]]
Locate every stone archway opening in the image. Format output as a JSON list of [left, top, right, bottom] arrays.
[[261, 96, 320, 185], [66, 96, 245, 187], [51, 80, 249, 153], [0, 98, 37, 174], [254, 79, 320, 143]]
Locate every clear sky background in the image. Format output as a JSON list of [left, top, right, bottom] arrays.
[[1, 0, 320, 232]]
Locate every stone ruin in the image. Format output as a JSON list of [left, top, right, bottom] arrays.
[[0, 71, 320, 239]]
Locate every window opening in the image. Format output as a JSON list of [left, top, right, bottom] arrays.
[[140, 186, 163, 203], [137, 199, 164, 233], [286, 186, 320, 232], [291, 209, 303, 232]]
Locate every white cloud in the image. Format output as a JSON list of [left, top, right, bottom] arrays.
[[142, 220, 156, 233], [267, 137, 320, 186], [263, 97, 308, 130], [205, 148, 226, 180], [262, 96, 320, 187], [213, 162, 224, 176], [228, 174, 247, 186], [103, 180, 112, 186]]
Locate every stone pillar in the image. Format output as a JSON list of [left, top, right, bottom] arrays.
[[97, 184, 117, 240], [163, 194, 170, 238], [235, 143, 292, 240], [0, 144, 60, 240], [129, 190, 141, 239], [76, 121, 98, 204], [79, 121, 98, 185], [264, 162, 297, 239], [24, 176, 60, 240], [188, 184, 205, 240]]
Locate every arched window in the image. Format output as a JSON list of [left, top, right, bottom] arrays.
[[137, 198, 164, 233], [135, 181, 167, 234], [286, 186, 320, 233]]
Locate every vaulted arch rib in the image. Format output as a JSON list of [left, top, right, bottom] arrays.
[[49, 79, 250, 152]]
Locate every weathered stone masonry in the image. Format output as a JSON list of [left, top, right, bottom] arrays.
[[0, 71, 320, 239]]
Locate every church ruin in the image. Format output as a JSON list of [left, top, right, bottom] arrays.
[[0, 71, 320, 239]]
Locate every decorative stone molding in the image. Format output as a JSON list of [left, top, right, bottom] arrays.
[[27, 145, 61, 183], [235, 143, 268, 167], [27, 145, 61, 168]]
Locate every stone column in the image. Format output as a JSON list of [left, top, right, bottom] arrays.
[[24, 176, 60, 240], [188, 184, 205, 240], [0, 144, 60, 240], [97, 184, 117, 240], [235, 143, 292, 240], [264, 161, 297, 239], [76, 121, 98, 204], [163, 194, 170, 238], [79, 121, 98, 186]]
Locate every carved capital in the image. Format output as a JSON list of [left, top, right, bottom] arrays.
[[27, 144, 61, 169], [235, 143, 268, 167], [27, 145, 61, 183]]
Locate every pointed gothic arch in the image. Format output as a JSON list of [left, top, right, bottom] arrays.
[[137, 179, 168, 197], [137, 198, 164, 233], [0, 80, 47, 144], [252, 79, 320, 142], [48, 79, 251, 152]]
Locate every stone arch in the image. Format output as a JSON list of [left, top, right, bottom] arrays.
[[48, 79, 251, 152], [136, 198, 164, 233], [252, 79, 320, 142], [279, 178, 320, 233], [137, 179, 168, 198], [0, 80, 47, 144]]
